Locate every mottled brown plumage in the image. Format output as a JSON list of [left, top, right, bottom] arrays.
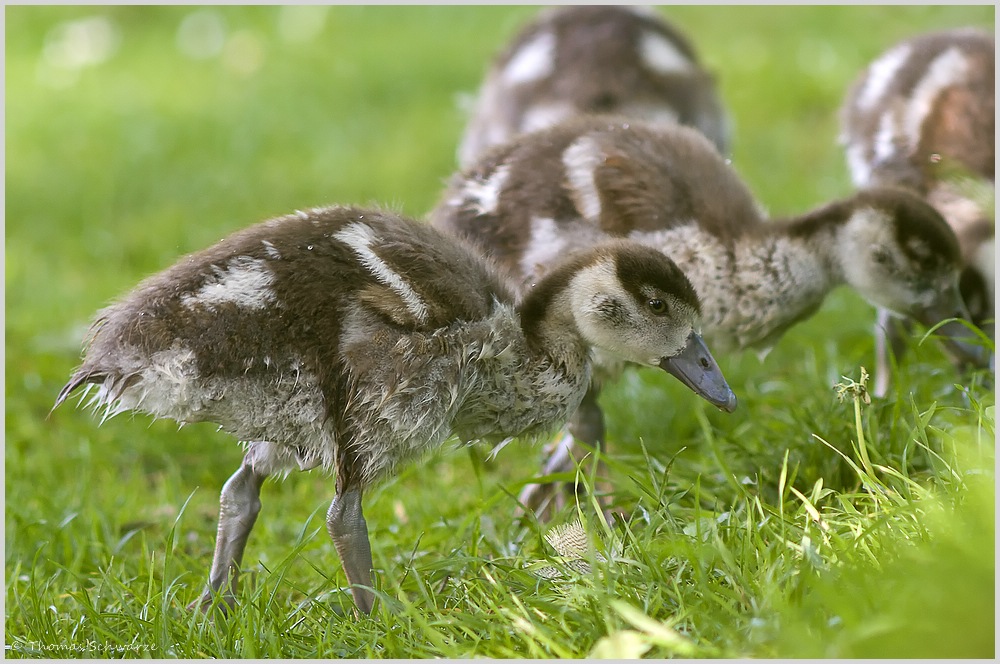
[[457, 5, 729, 168]]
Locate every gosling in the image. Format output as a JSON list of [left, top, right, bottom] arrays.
[[456, 5, 729, 169], [430, 116, 980, 513], [54, 205, 736, 615], [839, 27, 995, 396]]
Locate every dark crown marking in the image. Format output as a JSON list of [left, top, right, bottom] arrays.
[[614, 242, 700, 313]]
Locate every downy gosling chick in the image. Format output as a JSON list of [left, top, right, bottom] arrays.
[[430, 116, 978, 513], [54, 205, 736, 615], [456, 5, 730, 169], [840, 27, 995, 396]]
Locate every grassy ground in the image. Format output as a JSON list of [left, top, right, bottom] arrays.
[[6, 5, 995, 658]]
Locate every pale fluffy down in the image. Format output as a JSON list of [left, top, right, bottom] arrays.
[[562, 136, 606, 222], [180, 257, 277, 312], [502, 31, 556, 85], [638, 30, 695, 75], [452, 164, 511, 216]]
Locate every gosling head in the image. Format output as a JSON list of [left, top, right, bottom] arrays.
[[834, 187, 987, 363], [529, 240, 738, 412]]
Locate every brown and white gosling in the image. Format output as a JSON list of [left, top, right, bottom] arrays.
[[456, 5, 730, 169], [54, 205, 736, 615], [840, 27, 995, 396], [430, 116, 980, 513]]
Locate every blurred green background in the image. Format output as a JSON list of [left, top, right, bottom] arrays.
[[6, 5, 994, 658]]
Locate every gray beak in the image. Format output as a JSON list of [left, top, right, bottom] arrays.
[[913, 287, 991, 368], [659, 331, 738, 412]]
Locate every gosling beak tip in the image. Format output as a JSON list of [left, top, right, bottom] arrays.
[[659, 332, 737, 412]]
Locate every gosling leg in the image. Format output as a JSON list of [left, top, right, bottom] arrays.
[[873, 308, 911, 399], [566, 389, 614, 520], [516, 429, 577, 518], [327, 486, 375, 614], [192, 456, 266, 612], [517, 387, 609, 520]]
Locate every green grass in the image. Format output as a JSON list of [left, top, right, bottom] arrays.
[[6, 5, 995, 658]]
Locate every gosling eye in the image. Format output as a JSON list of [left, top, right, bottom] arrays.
[[647, 298, 669, 316], [871, 247, 893, 267]]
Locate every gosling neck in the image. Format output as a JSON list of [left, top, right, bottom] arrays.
[[632, 215, 842, 353], [518, 257, 595, 372], [771, 196, 858, 286], [731, 220, 843, 352]]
